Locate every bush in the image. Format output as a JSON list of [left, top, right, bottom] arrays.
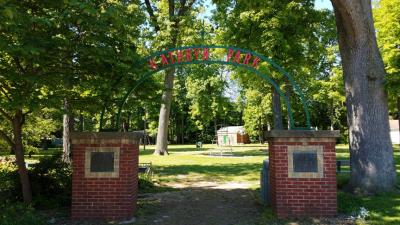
[[24, 145, 39, 157], [29, 152, 72, 208], [0, 201, 46, 225], [0, 152, 72, 207], [0, 157, 20, 202], [0, 139, 10, 153]]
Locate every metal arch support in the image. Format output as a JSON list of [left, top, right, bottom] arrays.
[[113, 45, 312, 130]]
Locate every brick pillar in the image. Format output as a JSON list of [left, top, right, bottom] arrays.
[[71, 132, 140, 220], [265, 130, 339, 218]]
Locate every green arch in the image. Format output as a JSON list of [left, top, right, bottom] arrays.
[[113, 45, 311, 130]]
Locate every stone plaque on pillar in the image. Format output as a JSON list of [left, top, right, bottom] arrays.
[[265, 130, 339, 218], [293, 152, 318, 172], [71, 132, 142, 220]]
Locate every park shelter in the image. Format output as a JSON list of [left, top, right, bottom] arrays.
[[390, 120, 399, 144], [217, 126, 249, 146]]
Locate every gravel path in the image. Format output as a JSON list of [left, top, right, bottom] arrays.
[[46, 181, 356, 225], [135, 188, 261, 225]]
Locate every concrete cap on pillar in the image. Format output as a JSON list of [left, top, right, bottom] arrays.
[[264, 130, 340, 138]]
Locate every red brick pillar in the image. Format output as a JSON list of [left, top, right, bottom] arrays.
[[70, 132, 140, 220], [265, 130, 339, 218]]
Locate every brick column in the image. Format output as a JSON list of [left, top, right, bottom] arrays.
[[265, 130, 339, 218], [70, 132, 141, 220]]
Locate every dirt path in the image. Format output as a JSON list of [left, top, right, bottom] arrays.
[[136, 187, 261, 225], [134, 181, 356, 225]]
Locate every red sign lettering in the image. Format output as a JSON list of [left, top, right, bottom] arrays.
[[233, 51, 241, 63], [252, 57, 261, 68], [186, 49, 192, 62], [161, 54, 169, 66], [243, 53, 252, 65], [226, 49, 234, 61], [177, 50, 183, 63], [194, 48, 200, 60], [203, 48, 209, 60], [168, 51, 175, 64], [148, 58, 157, 70]]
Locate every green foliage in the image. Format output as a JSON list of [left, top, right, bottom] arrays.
[[213, 0, 340, 133], [0, 153, 71, 207], [29, 152, 72, 207], [0, 202, 46, 225], [242, 87, 272, 138], [0, 157, 19, 201], [374, 0, 400, 116], [185, 65, 229, 130]]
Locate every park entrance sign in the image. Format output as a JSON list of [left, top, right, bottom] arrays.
[[72, 45, 340, 220], [115, 45, 311, 131]]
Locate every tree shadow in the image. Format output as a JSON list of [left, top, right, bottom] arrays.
[[154, 163, 263, 180]]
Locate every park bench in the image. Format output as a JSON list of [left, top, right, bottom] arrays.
[[138, 162, 153, 180], [336, 160, 350, 173]]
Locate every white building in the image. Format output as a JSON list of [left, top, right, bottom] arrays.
[[390, 120, 399, 144], [217, 126, 249, 146]]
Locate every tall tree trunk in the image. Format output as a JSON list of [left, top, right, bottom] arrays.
[[78, 113, 84, 132], [62, 99, 71, 164], [181, 113, 184, 144], [272, 88, 283, 130], [12, 109, 32, 203], [155, 68, 175, 155], [214, 117, 218, 142], [331, 0, 396, 193], [259, 116, 264, 143]]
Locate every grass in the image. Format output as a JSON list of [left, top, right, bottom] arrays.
[[139, 144, 267, 188], [139, 143, 400, 224]]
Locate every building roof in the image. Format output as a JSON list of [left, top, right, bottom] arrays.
[[217, 126, 246, 134]]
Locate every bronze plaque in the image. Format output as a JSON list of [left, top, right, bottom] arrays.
[[293, 152, 318, 172], [90, 152, 115, 172]]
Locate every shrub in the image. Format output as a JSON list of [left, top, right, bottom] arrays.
[[29, 152, 72, 208], [0, 139, 10, 153], [24, 145, 39, 157], [0, 201, 46, 225], [0, 157, 20, 202], [0, 153, 72, 207]]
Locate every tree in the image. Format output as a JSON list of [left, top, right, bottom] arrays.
[[213, 0, 337, 130], [0, 0, 144, 202], [331, 0, 396, 193], [143, 0, 198, 155]]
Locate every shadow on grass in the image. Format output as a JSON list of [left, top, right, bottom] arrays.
[[337, 171, 400, 225], [139, 147, 213, 156], [154, 163, 263, 182]]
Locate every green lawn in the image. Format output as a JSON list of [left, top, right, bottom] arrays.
[[139, 144, 267, 187], [139, 143, 400, 224]]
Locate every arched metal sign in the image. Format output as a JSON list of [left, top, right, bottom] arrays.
[[114, 45, 311, 130]]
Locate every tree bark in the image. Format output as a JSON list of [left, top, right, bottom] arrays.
[[78, 113, 84, 132], [331, 0, 396, 193], [272, 88, 283, 130], [12, 109, 32, 203], [214, 117, 218, 142], [62, 99, 71, 164], [155, 68, 175, 155]]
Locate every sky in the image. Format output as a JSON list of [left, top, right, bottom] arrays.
[[315, 0, 333, 10]]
